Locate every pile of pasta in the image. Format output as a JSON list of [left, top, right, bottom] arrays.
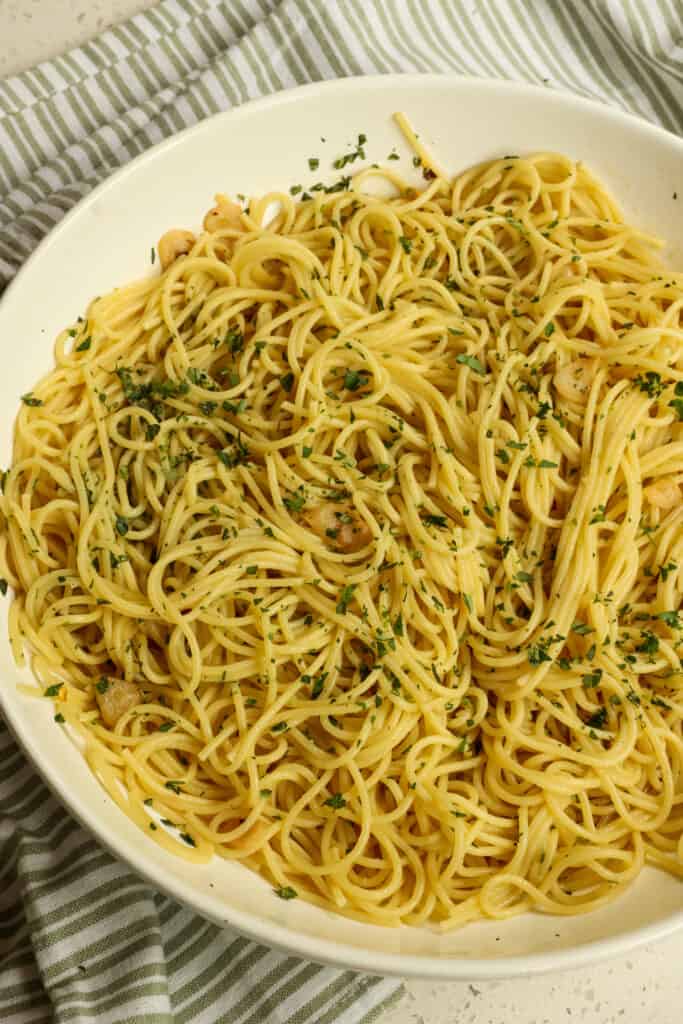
[[2, 132, 683, 928]]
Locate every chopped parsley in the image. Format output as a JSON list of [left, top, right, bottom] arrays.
[[310, 672, 327, 699], [636, 630, 660, 655], [496, 536, 514, 557], [283, 491, 305, 513], [217, 435, 250, 468], [115, 516, 129, 536], [336, 584, 357, 614], [274, 886, 298, 900], [332, 134, 366, 168], [634, 371, 663, 398], [422, 513, 448, 529], [586, 707, 607, 730], [668, 381, 683, 419], [527, 643, 552, 665], [324, 793, 347, 809], [656, 610, 680, 628], [456, 353, 486, 375], [343, 369, 368, 391]]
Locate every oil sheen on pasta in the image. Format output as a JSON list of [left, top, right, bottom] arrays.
[[3, 130, 683, 929]]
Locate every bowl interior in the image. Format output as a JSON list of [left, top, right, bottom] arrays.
[[2, 74, 683, 979]]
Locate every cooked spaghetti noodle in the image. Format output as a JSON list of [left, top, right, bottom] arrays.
[[2, 125, 683, 929]]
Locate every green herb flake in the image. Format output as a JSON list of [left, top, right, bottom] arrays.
[[422, 513, 448, 529], [324, 792, 346, 809], [115, 516, 129, 536], [586, 707, 607, 730], [656, 610, 680, 628], [336, 583, 357, 615], [343, 369, 368, 391], [284, 491, 305, 513], [310, 672, 327, 699], [527, 644, 551, 665], [456, 353, 486, 375], [635, 371, 663, 398], [274, 886, 298, 900], [636, 630, 660, 655]]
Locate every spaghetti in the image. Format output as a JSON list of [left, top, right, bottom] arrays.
[[2, 127, 683, 929]]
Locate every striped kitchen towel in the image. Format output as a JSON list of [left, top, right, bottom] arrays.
[[2, 2, 683, 1022]]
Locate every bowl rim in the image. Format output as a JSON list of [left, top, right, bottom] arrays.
[[2, 71, 683, 981]]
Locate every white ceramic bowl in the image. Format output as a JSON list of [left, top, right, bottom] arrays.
[[1, 74, 683, 980]]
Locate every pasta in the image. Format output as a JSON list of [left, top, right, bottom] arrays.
[[2, 121, 683, 930]]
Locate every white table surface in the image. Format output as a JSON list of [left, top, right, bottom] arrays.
[[2, 3, 683, 1021]]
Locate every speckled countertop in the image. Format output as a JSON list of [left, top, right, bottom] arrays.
[[2, 3, 683, 1021]]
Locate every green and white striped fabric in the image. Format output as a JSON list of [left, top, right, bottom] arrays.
[[2, 1, 683, 1021]]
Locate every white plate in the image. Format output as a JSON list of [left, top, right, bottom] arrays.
[[1, 74, 683, 981]]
